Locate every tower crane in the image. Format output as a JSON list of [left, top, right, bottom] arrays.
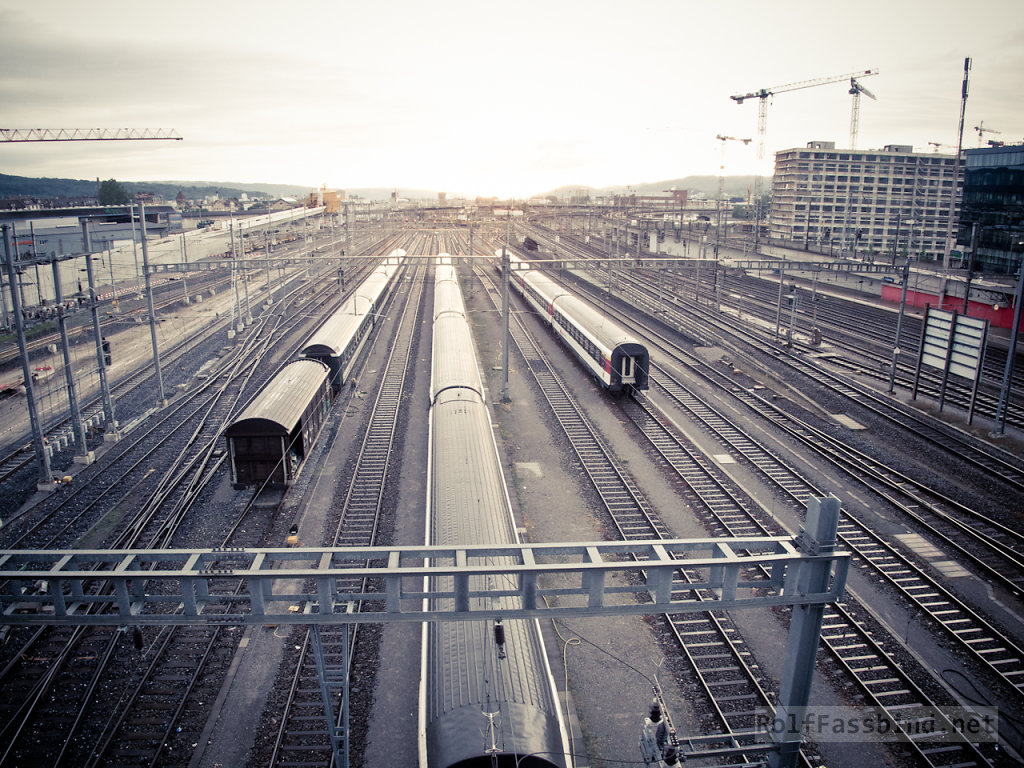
[[1, 128, 182, 142], [973, 121, 1001, 147], [715, 134, 752, 204], [714, 134, 752, 259], [731, 68, 877, 249], [848, 76, 877, 149]]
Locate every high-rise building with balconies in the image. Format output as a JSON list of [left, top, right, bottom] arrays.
[[769, 141, 960, 262]]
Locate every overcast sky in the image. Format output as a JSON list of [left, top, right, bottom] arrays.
[[1, 0, 1021, 198]]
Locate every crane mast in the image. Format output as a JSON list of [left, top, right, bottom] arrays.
[[715, 134, 752, 204], [848, 77, 877, 150], [715, 134, 751, 264]]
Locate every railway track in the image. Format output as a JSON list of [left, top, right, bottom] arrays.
[[563, 263, 1024, 572], [475, 265, 810, 766], [623, 392, 996, 768], [631, 360, 1024, 752], [544, 220, 1024, 411], [485, 255, 1012, 765], [0, 230, 396, 487], [714, 270, 1024, 398], [643, 359, 1024, 700], [652, 263, 1024, 428], [0, 298, 316, 766], [0, 258, 359, 551], [0, 250, 409, 766], [0, 252, 327, 487], [533, 229, 1024, 429], [267, 260, 424, 767]]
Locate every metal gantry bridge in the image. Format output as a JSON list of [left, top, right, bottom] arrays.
[[1, 497, 848, 768]]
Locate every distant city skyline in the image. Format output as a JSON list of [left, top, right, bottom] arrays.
[[1, 0, 1021, 199]]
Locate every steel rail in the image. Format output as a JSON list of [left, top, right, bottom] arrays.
[[268, 259, 423, 768], [624, 390, 994, 767], [644, 360, 1024, 703], [0, 258, 390, 765], [475, 266, 805, 766]]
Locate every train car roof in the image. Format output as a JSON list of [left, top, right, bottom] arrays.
[[225, 359, 328, 437], [524, 269, 646, 352], [521, 269, 572, 302], [302, 309, 366, 357], [303, 270, 393, 355], [556, 291, 644, 350], [430, 312, 482, 401]]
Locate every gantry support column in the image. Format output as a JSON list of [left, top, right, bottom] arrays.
[[770, 494, 841, 768], [311, 604, 353, 768]]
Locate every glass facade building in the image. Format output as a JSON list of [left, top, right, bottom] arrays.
[[957, 144, 1024, 275]]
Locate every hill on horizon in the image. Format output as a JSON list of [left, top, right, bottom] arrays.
[[547, 175, 766, 200], [0, 172, 767, 205]]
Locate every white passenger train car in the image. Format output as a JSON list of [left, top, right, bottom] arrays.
[[421, 257, 570, 768], [301, 249, 405, 392], [499, 252, 649, 393]]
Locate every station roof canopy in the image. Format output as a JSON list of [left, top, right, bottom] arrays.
[[225, 359, 328, 437]]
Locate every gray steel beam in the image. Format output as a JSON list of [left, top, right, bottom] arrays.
[[0, 538, 848, 627]]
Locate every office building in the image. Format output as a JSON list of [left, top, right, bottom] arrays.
[[769, 141, 959, 262], [957, 143, 1024, 275]]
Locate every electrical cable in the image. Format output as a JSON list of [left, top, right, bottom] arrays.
[[548, 613, 581, 768], [941, 667, 1024, 754], [553, 617, 658, 687]]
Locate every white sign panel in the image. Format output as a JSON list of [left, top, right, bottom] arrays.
[[921, 309, 953, 370], [921, 308, 987, 380]]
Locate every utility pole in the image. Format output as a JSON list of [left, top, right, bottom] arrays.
[[962, 223, 979, 313], [940, 57, 971, 302], [105, 239, 119, 313], [3, 225, 53, 489], [235, 222, 245, 329], [82, 221, 116, 434], [139, 203, 166, 406], [769, 496, 841, 768], [228, 221, 238, 338], [130, 202, 142, 294], [993, 258, 1024, 435], [0, 243, 9, 329], [501, 216, 511, 403], [243, 267, 252, 324], [787, 285, 798, 345], [888, 261, 912, 394], [51, 258, 91, 463], [774, 266, 786, 341], [264, 230, 273, 308], [180, 233, 190, 304], [30, 223, 42, 307]]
